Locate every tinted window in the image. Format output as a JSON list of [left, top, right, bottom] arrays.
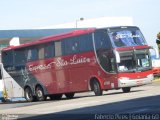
[[44, 42, 55, 58], [94, 30, 116, 73], [38, 46, 44, 59], [27, 47, 38, 61], [62, 34, 93, 55], [55, 41, 62, 56], [14, 49, 26, 65], [79, 34, 93, 52], [38, 42, 55, 60], [2, 50, 14, 66], [63, 37, 80, 55], [94, 30, 111, 50]]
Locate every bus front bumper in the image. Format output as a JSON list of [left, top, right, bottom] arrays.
[[118, 74, 154, 88]]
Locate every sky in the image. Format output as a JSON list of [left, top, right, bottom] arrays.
[[0, 0, 160, 48]]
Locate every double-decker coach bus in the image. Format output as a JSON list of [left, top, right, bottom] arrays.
[[0, 26, 155, 102]]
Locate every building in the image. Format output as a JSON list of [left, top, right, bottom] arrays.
[[0, 29, 77, 50], [0, 17, 133, 49], [41, 17, 133, 29]]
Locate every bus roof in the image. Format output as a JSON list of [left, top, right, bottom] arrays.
[[2, 28, 96, 51]]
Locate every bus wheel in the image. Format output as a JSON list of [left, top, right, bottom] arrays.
[[24, 87, 34, 102], [92, 80, 103, 96], [50, 94, 62, 100], [35, 86, 46, 101], [122, 87, 131, 93], [65, 93, 75, 99]]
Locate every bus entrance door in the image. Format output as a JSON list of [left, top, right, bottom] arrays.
[[0, 64, 24, 100]]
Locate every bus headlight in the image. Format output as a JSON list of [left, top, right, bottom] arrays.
[[118, 77, 130, 81], [118, 77, 130, 87]]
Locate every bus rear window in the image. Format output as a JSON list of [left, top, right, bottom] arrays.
[[2, 50, 14, 66]]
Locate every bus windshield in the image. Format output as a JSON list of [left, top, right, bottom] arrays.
[[108, 27, 147, 48], [94, 27, 151, 73], [117, 49, 151, 73]]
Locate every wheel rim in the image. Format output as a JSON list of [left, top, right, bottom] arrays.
[[36, 87, 45, 101], [37, 89, 43, 98], [92, 80, 102, 96], [26, 88, 32, 101], [26, 92, 29, 100]]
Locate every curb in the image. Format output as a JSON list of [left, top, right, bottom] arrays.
[[152, 78, 160, 83]]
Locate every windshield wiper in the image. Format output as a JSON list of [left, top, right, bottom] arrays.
[[118, 69, 136, 73], [137, 67, 151, 72]]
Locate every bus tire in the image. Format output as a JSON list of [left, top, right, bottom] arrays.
[[65, 93, 75, 99], [35, 86, 46, 101], [50, 94, 62, 100], [24, 87, 35, 102], [122, 87, 131, 93], [92, 80, 103, 96]]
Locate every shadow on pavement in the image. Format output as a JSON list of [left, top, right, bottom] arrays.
[[19, 95, 160, 120]]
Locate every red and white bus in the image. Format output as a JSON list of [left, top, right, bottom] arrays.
[[0, 26, 155, 102]]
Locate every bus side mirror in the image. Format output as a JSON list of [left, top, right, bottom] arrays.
[[114, 50, 120, 63], [150, 46, 159, 59]]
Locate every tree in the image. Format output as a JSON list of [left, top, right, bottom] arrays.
[[157, 32, 160, 39], [156, 32, 160, 54]]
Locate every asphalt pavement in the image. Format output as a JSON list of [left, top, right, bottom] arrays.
[[0, 82, 160, 120]]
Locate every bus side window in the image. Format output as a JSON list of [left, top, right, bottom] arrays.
[[94, 30, 111, 50], [94, 30, 116, 73], [44, 42, 55, 58], [71, 40, 79, 54], [27, 47, 38, 61], [15, 49, 26, 65], [63, 37, 80, 55], [62, 34, 93, 55], [79, 34, 93, 52], [39, 47, 44, 60], [55, 41, 62, 56]]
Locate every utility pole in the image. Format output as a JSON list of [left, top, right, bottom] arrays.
[[75, 18, 84, 28]]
